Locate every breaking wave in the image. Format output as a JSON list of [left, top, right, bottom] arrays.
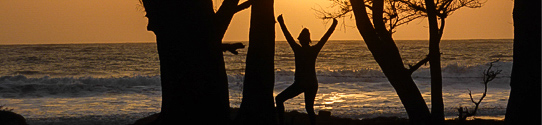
[[0, 62, 511, 98]]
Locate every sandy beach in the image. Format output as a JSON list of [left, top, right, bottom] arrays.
[[25, 113, 153, 125], [22, 110, 505, 125]]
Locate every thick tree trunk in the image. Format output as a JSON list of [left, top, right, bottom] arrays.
[[350, 0, 431, 124], [423, 0, 444, 124], [147, 0, 234, 124], [237, 0, 276, 124], [504, 0, 541, 124]]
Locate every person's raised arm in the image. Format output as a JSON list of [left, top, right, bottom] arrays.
[[314, 18, 338, 51], [277, 14, 300, 49]]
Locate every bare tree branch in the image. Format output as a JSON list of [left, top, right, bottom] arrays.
[[408, 55, 430, 74], [215, 0, 252, 41], [459, 60, 500, 120], [235, 0, 252, 13], [468, 89, 477, 104]]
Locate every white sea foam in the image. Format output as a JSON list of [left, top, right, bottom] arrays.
[[0, 61, 511, 98], [0, 62, 511, 120], [0, 40, 513, 121], [0, 75, 162, 98]]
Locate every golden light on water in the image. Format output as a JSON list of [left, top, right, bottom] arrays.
[[0, 94, 161, 118]]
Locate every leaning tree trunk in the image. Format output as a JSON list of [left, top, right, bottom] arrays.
[[350, 0, 431, 124], [236, 0, 276, 124], [424, 0, 444, 124], [504, 0, 541, 124]]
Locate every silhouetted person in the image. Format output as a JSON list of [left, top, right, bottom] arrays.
[[275, 14, 337, 125]]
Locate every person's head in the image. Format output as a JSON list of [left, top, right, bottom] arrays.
[[297, 28, 311, 47]]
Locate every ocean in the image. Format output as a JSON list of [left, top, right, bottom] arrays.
[[0, 39, 513, 123]]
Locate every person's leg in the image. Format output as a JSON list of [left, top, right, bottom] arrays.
[[304, 82, 318, 125], [275, 82, 304, 125]]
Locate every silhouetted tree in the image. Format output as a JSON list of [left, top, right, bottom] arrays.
[[235, 0, 276, 124], [423, 0, 445, 123], [319, 0, 482, 124], [399, 0, 483, 123], [140, 0, 249, 124], [504, 0, 541, 124], [347, 0, 431, 124]]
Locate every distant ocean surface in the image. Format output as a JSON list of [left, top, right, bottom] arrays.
[[0, 39, 513, 122]]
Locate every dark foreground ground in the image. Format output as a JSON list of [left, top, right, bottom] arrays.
[[132, 109, 504, 125], [3, 108, 504, 125]]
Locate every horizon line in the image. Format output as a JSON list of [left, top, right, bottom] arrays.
[[0, 38, 514, 45]]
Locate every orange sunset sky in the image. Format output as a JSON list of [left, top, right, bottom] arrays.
[[0, 0, 513, 44]]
